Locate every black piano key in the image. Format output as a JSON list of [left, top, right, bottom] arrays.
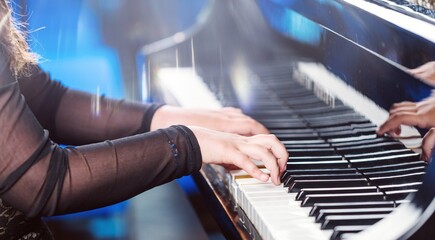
[[309, 201, 400, 217], [295, 106, 354, 117], [284, 96, 324, 105], [385, 189, 418, 200], [306, 116, 368, 127], [282, 168, 358, 183], [358, 161, 426, 172], [309, 118, 370, 128], [321, 214, 387, 229], [289, 178, 368, 192], [314, 122, 376, 133], [284, 168, 358, 175], [296, 186, 378, 200], [289, 155, 343, 161], [286, 160, 350, 170], [319, 130, 376, 139], [284, 142, 332, 149], [316, 207, 394, 223], [363, 166, 426, 178], [344, 148, 415, 159], [331, 225, 369, 240], [285, 172, 364, 187], [249, 108, 290, 114], [287, 148, 337, 156], [282, 139, 326, 145], [337, 142, 405, 155], [264, 122, 308, 129], [327, 134, 377, 144], [276, 133, 321, 140], [349, 152, 420, 168], [300, 110, 356, 119], [302, 192, 385, 207], [378, 182, 422, 192], [271, 128, 319, 134], [331, 137, 394, 148], [368, 172, 425, 186]]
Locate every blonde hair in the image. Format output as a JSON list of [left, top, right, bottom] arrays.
[[0, 0, 38, 76]]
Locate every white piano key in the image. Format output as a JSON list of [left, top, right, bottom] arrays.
[[235, 177, 333, 240]]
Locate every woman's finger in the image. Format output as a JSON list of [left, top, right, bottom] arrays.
[[237, 142, 281, 185], [377, 113, 420, 135], [390, 101, 416, 111], [389, 106, 418, 115], [231, 151, 270, 182], [248, 135, 288, 173]]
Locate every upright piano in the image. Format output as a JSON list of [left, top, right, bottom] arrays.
[[139, 0, 435, 239]]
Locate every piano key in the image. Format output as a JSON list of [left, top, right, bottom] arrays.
[[309, 118, 370, 128], [318, 129, 376, 139], [284, 96, 325, 105], [294, 105, 354, 116], [363, 166, 426, 178], [338, 142, 406, 154], [349, 152, 420, 168], [301, 192, 385, 207], [289, 155, 344, 161], [378, 182, 422, 191], [309, 201, 401, 217], [271, 128, 320, 134], [343, 148, 415, 159], [282, 168, 358, 183], [276, 132, 321, 140], [330, 225, 369, 240], [262, 121, 308, 129], [326, 134, 377, 143], [284, 168, 357, 175], [314, 122, 376, 133], [358, 161, 426, 172], [321, 214, 388, 229], [285, 172, 364, 187], [234, 177, 333, 239], [289, 178, 369, 192], [296, 186, 378, 200], [331, 137, 395, 147], [286, 160, 350, 170], [287, 148, 337, 156], [282, 139, 327, 145], [252, 109, 299, 116], [284, 142, 332, 149], [385, 189, 418, 200], [368, 172, 425, 185], [306, 115, 368, 126], [316, 207, 394, 223]]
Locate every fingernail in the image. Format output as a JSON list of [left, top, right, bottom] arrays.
[[260, 174, 269, 182]]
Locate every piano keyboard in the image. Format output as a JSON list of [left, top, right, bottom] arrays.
[[224, 63, 427, 239], [156, 62, 427, 239]]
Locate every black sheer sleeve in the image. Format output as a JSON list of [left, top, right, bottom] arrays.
[[0, 67, 202, 218], [18, 66, 163, 145]]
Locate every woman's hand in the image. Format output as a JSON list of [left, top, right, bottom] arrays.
[[408, 61, 435, 85], [151, 106, 269, 136], [376, 96, 435, 137], [422, 128, 435, 161], [189, 126, 288, 185]]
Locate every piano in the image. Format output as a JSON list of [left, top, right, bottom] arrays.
[[138, 0, 435, 239]]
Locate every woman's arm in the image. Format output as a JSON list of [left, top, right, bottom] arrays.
[[19, 66, 269, 145], [2, 70, 201, 217], [18, 66, 163, 145], [4, 67, 287, 218]]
